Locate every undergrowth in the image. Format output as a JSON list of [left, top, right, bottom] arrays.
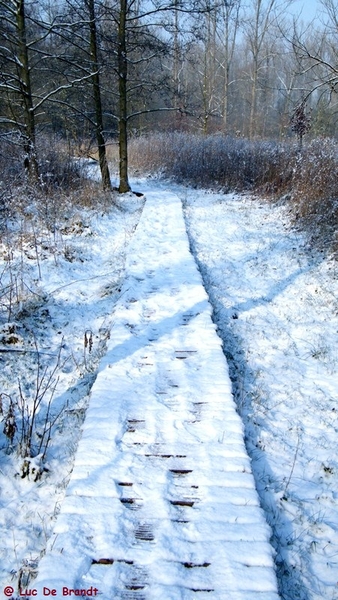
[[129, 132, 338, 256]]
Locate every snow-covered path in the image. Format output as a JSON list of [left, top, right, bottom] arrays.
[[34, 189, 279, 599]]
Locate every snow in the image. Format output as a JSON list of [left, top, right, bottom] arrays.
[[182, 186, 338, 600], [1, 174, 337, 600], [0, 192, 143, 593], [33, 188, 279, 599]]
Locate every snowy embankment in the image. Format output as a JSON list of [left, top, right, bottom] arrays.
[[34, 187, 279, 599], [181, 187, 338, 600]]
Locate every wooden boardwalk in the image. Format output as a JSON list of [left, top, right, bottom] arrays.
[[34, 189, 279, 599]]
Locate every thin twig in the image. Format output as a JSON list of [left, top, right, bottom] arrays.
[[284, 430, 301, 496]]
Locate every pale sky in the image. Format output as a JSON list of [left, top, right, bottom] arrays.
[[290, 0, 321, 23]]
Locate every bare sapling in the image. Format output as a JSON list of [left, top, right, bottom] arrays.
[[84, 329, 93, 371], [18, 339, 64, 479], [0, 339, 67, 480], [291, 100, 311, 153]]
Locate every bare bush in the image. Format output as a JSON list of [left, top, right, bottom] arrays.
[[291, 139, 338, 253], [1, 342, 66, 480], [129, 132, 297, 192], [0, 135, 115, 222], [37, 137, 83, 191]]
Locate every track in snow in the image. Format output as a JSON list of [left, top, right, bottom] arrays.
[[34, 189, 279, 600]]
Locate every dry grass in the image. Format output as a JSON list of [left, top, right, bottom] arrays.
[[129, 133, 338, 256], [2, 132, 337, 255], [129, 132, 296, 192], [290, 139, 338, 253]]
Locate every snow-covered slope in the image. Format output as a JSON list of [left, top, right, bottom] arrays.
[[34, 188, 279, 599]]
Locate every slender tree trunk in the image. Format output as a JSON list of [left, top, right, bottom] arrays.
[[223, 11, 230, 132], [249, 0, 260, 139], [201, 9, 213, 135], [88, 0, 111, 191], [249, 54, 258, 138], [173, 1, 182, 129], [202, 40, 209, 134], [17, 0, 39, 182], [118, 0, 131, 193], [222, 1, 241, 133]]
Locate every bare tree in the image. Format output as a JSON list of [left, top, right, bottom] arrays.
[[45, 0, 113, 190], [0, 0, 39, 181], [219, 0, 242, 132], [0, 0, 97, 183], [88, 0, 112, 190], [291, 0, 338, 99], [117, 0, 130, 192], [188, 1, 227, 134], [109, 0, 203, 192], [198, 4, 218, 133], [244, 0, 294, 138]]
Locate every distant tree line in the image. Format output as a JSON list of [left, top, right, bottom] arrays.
[[0, 0, 337, 191]]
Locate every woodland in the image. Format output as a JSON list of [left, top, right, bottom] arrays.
[[0, 0, 338, 193]]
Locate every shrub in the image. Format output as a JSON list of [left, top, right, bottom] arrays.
[[290, 139, 338, 252], [129, 132, 297, 192]]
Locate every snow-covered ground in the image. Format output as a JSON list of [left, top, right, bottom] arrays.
[[181, 186, 338, 600], [0, 190, 144, 592], [1, 175, 337, 600]]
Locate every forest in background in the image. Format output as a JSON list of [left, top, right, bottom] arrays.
[[0, 0, 337, 252], [1, 1, 338, 178]]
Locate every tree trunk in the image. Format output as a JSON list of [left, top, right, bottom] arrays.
[[223, 11, 230, 132], [222, 1, 241, 133], [17, 0, 39, 182], [249, 0, 260, 139], [118, 0, 131, 193], [249, 54, 258, 139], [88, 0, 111, 191]]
